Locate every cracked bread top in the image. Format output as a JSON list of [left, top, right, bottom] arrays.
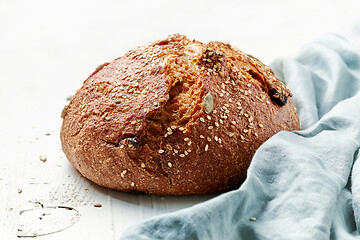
[[60, 34, 300, 195]]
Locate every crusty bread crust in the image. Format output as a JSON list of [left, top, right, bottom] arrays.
[[60, 34, 300, 195]]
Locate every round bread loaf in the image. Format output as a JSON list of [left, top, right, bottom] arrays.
[[60, 34, 300, 195]]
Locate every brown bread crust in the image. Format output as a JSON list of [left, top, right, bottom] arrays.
[[60, 34, 300, 195]]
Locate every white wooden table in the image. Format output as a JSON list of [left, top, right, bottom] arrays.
[[1, 0, 360, 239]]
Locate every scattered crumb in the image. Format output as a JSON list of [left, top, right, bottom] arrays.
[[18, 189, 22, 194], [39, 154, 47, 162], [93, 203, 102, 208], [249, 217, 256, 221]]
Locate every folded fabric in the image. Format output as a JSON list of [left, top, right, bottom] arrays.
[[120, 35, 360, 240]]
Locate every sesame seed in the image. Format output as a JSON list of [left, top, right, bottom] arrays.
[[213, 110, 217, 114], [120, 145, 124, 149], [171, 126, 177, 129], [174, 149, 178, 153], [200, 135, 205, 139], [159, 149, 165, 154], [214, 136, 218, 142], [229, 133, 235, 137], [205, 144, 209, 151], [179, 154, 185, 158], [207, 115, 211, 120], [219, 119, 223, 124], [219, 138, 222, 144], [259, 124, 264, 128], [168, 162, 172, 168], [184, 138, 190, 142], [207, 137, 212, 142], [179, 127, 185, 131], [256, 96, 263, 102], [200, 117, 205, 122], [39, 155, 47, 162], [250, 217, 257, 221], [184, 151, 188, 155], [187, 149, 191, 152], [240, 135, 245, 140], [243, 129, 248, 133], [167, 127, 172, 132], [208, 126, 213, 130], [225, 110, 230, 114], [130, 182, 135, 187], [231, 121, 236, 125], [215, 122, 219, 127], [187, 141, 192, 146], [141, 163, 145, 168], [248, 129, 252, 136]]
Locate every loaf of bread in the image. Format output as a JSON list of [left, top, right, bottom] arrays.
[[60, 34, 300, 195]]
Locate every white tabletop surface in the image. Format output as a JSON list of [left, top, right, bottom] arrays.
[[1, 0, 360, 239]]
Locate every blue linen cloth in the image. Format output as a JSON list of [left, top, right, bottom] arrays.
[[120, 35, 360, 240]]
